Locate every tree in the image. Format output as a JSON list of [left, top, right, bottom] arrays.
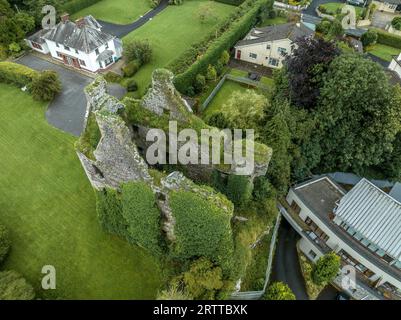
[[312, 252, 341, 285], [205, 64, 217, 81], [157, 281, 192, 300], [124, 40, 152, 65], [13, 12, 35, 34], [392, 16, 401, 30], [221, 90, 268, 133], [30, 70, 61, 101], [194, 74, 206, 92], [284, 37, 340, 109], [361, 29, 378, 47], [316, 54, 401, 172], [265, 282, 296, 300], [0, 270, 35, 300], [0, 224, 11, 264], [183, 258, 224, 299], [206, 112, 230, 129], [219, 50, 230, 66]]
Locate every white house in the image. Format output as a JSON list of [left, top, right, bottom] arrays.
[[26, 14, 123, 73], [372, 0, 401, 13], [389, 53, 401, 80], [279, 176, 401, 300], [234, 22, 314, 69]]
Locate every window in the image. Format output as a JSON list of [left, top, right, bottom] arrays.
[[309, 250, 317, 259], [95, 48, 100, 55], [266, 44, 271, 50], [249, 53, 257, 59], [64, 45, 70, 51], [105, 42, 109, 49], [104, 56, 113, 66], [290, 200, 301, 214], [382, 254, 394, 264], [56, 51, 63, 58], [31, 42, 42, 50], [278, 47, 287, 55], [268, 57, 279, 66], [75, 49, 79, 54], [79, 59, 86, 66]]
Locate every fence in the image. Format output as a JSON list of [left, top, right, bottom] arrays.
[[201, 73, 269, 111], [231, 214, 282, 300]]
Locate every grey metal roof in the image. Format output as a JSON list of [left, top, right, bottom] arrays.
[[335, 178, 401, 260], [96, 49, 113, 61], [42, 15, 114, 53], [235, 22, 314, 47]]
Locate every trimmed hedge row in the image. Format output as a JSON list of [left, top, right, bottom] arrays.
[[215, 0, 246, 5], [0, 61, 38, 87], [61, 0, 103, 14], [173, 0, 265, 94], [375, 28, 401, 50]]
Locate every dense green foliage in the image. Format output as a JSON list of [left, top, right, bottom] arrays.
[[226, 175, 253, 207], [169, 190, 234, 275], [361, 29, 378, 47], [0, 61, 38, 87], [214, 0, 245, 5], [30, 70, 61, 101], [96, 182, 162, 255], [375, 28, 401, 49], [392, 16, 401, 31], [122, 60, 141, 77], [0, 270, 35, 300], [265, 281, 296, 300], [0, 224, 11, 264], [126, 78, 138, 92], [312, 252, 341, 285], [61, 0, 102, 14], [125, 40, 153, 65]]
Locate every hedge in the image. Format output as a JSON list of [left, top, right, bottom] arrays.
[[0, 61, 38, 87], [215, 0, 246, 5], [375, 28, 401, 50], [61, 0, 103, 15], [169, 190, 234, 275], [173, 0, 265, 93], [0, 224, 11, 265], [0, 270, 35, 300]]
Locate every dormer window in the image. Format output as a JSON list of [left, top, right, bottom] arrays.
[[95, 48, 99, 55], [266, 44, 271, 50]]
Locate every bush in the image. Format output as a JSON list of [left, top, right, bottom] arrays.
[[169, 190, 234, 275], [375, 28, 401, 49], [361, 29, 378, 47], [392, 17, 401, 31], [96, 188, 125, 237], [206, 112, 231, 129], [0, 224, 11, 265], [206, 64, 217, 81], [30, 70, 61, 101], [126, 78, 138, 92], [265, 282, 296, 300], [219, 50, 230, 65], [194, 74, 206, 92], [226, 175, 253, 207], [0, 270, 35, 300], [214, 0, 245, 5], [104, 72, 123, 83], [124, 40, 152, 65], [0, 61, 38, 87], [122, 60, 140, 77], [312, 252, 341, 285], [252, 176, 273, 201]]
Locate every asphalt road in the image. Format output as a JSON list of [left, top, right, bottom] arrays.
[[17, 55, 126, 136], [98, 0, 169, 38]]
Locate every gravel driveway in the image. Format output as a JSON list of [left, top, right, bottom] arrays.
[[16, 55, 126, 136]]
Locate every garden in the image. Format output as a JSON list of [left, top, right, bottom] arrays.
[[318, 2, 364, 18], [71, 0, 152, 24], [0, 83, 163, 299]]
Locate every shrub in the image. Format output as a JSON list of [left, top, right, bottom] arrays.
[[76, 113, 101, 159], [226, 175, 253, 207], [122, 60, 140, 77], [121, 182, 161, 255], [30, 70, 61, 101], [375, 28, 401, 49], [103, 72, 123, 83], [361, 29, 378, 47], [96, 188, 125, 237], [265, 282, 296, 300], [214, 0, 245, 5], [194, 74, 206, 92], [124, 40, 152, 65], [0, 270, 35, 300], [252, 176, 273, 201], [312, 252, 341, 285], [392, 16, 401, 30], [0, 61, 38, 87], [206, 64, 217, 81], [219, 50, 230, 65], [0, 224, 11, 265], [8, 42, 21, 54], [206, 112, 231, 129], [126, 78, 138, 92], [169, 190, 234, 275]]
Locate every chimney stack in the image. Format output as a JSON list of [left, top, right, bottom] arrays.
[[60, 13, 69, 23], [75, 18, 86, 28]]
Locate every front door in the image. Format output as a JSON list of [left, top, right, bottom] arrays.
[[72, 58, 80, 69], [236, 49, 241, 60]]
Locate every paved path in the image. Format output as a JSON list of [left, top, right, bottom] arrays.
[[271, 219, 309, 300], [98, 0, 169, 38], [17, 55, 126, 136]]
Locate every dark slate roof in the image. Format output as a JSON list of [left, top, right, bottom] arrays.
[[96, 49, 113, 61], [43, 15, 114, 53], [27, 28, 52, 44], [235, 22, 314, 47]]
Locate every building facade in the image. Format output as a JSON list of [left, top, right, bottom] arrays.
[[279, 176, 401, 300], [234, 22, 314, 69], [26, 14, 122, 73]]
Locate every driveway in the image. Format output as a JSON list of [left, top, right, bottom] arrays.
[[302, 0, 343, 17], [98, 0, 169, 38], [271, 219, 309, 300], [371, 11, 399, 30], [17, 55, 126, 136]]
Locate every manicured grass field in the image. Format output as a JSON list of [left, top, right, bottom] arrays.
[[123, 0, 236, 96], [0, 84, 162, 299], [71, 0, 151, 24], [367, 43, 401, 62], [320, 3, 363, 17], [259, 16, 288, 27]]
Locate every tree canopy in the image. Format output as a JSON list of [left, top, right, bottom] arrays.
[[312, 252, 341, 285]]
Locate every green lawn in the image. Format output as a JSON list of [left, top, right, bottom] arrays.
[[123, 0, 236, 96], [367, 43, 401, 62], [0, 84, 162, 299], [71, 0, 151, 24], [259, 16, 288, 27], [320, 3, 363, 17]]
